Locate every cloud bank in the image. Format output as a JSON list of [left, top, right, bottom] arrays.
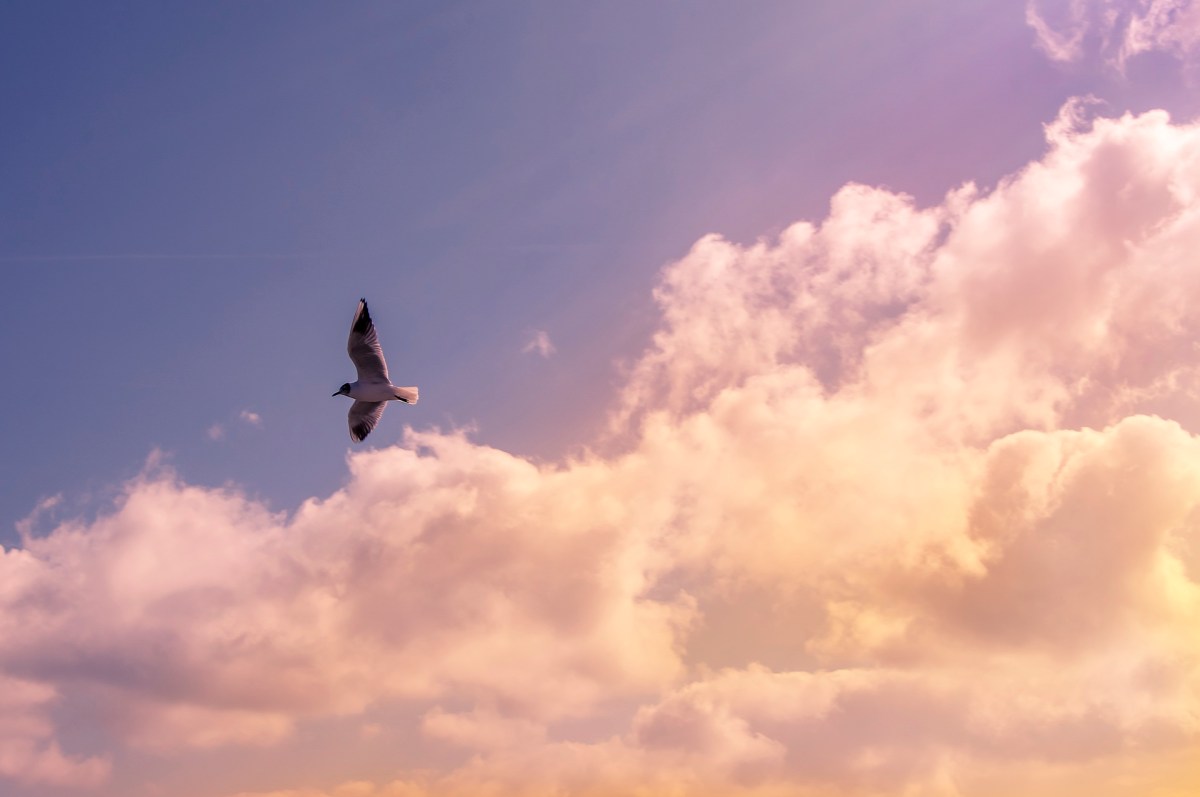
[[5, 104, 1200, 796]]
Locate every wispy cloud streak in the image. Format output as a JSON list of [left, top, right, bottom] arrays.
[[1028, 0, 1200, 68]]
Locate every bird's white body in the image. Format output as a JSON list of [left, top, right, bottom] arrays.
[[334, 299, 418, 442], [346, 381, 418, 403]]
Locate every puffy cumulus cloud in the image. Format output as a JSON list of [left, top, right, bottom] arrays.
[[616, 182, 944, 426], [1027, 0, 1200, 68], [935, 418, 1200, 652], [629, 416, 1200, 792], [0, 438, 693, 761], [8, 105, 1200, 797]]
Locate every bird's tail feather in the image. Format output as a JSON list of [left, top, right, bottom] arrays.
[[394, 386, 419, 404]]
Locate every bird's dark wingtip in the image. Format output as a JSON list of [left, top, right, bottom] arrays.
[[353, 299, 373, 335]]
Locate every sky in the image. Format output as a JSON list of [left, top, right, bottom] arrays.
[[3, 1, 1200, 795]]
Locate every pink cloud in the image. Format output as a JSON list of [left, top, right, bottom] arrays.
[[521, 330, 556, 358], [0, 674, 110, 787], [1028, 0, 1200, 68], [421, 706, 547, 751], [5, 104, 1200, 796]]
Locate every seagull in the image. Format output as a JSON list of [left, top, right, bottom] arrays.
[[333, 298, 419, 442]]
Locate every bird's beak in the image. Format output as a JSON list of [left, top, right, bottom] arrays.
[[332, 391, 340, 397]]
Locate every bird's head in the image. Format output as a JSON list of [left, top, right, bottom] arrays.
[[332, 383, 351, 397]]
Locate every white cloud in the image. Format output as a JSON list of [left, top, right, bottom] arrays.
[[7, 105, 1200, 796], [239, 410, 263, 427], [206, 423, 226, 441]]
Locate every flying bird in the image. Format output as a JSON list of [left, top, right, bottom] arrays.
[[333, 298, 419, 442]]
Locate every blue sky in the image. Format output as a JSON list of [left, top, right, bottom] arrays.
[[0, 1, 1119, 544], [4, 3, 1200, 795]]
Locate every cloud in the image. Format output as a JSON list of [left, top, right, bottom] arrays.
[[0, 672, 110, 787], [6, 104, 1200, 796], [1027, 0, 1200, 68], [225, 783, 432, 797], [522, 330, 556, 358], [208, 411, 262, 442], [1027, 0, 1092, 63], [1120, 0, 1200, 63], [421, 706, 547, 751], [0, 436, 693, 762]]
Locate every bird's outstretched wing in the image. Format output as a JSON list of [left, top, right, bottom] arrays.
[[348, 400, 386, 442], [347, 299, 390, 384]]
